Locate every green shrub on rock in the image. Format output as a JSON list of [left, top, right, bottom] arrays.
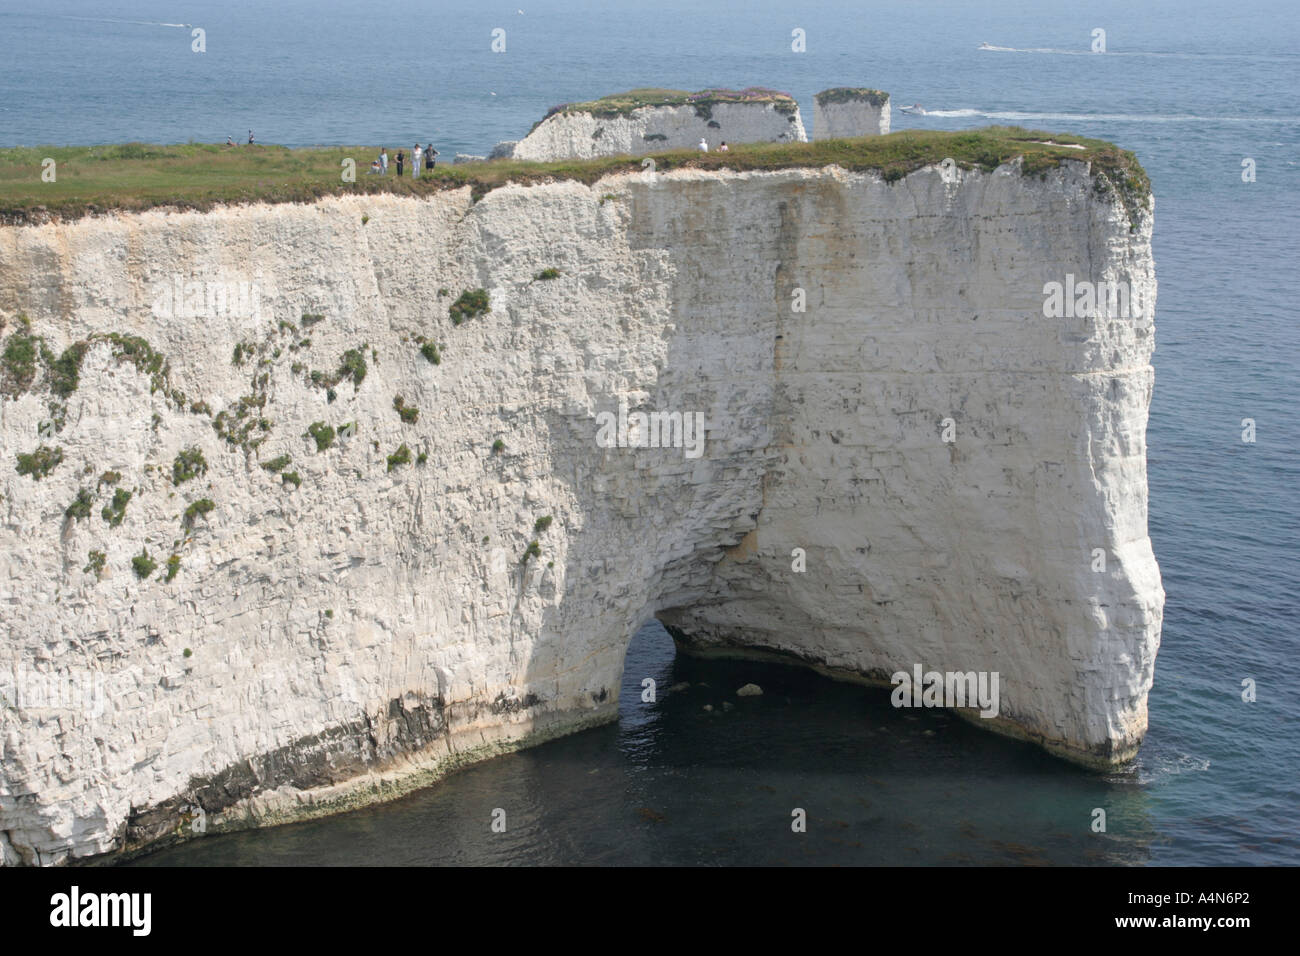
[[386, 443, 412, 472], [132, 549, 157, 580], [172, 447, 207, 484], [66, 487, 94, 520], [84, 549, 106, 579], [182, 497, 215, 529], [306, 421, 335, 452], [102, 488, 132, 527], [16, 445, 63, 480], [449, 289, 490, 326]]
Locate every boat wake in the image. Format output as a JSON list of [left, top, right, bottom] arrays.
[[913, 108, 1297, 124], [59, 16, 191, 28], [978, 43, 1299, 61]]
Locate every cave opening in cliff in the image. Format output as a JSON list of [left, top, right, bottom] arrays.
[[618, 619, 679, 721]]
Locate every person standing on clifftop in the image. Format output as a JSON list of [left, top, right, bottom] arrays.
[[396, 150, 405, 176], [698, 137, 709, 152], [413, 144, 423, 178], [379, 147, 388, 175], [425, 143, 438, 171]]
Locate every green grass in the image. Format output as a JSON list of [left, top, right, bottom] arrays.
[[815, 87, 890, 108], [542, 87, 799, 123], [0, 129, 1151, 227]]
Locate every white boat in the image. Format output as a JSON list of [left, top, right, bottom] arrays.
[[899, 103, 926, 115]]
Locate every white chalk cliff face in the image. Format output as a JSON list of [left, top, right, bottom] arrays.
[[0, 158, 1162, 864], [511, 102, 807, 161], [813, 92, 891, 138]]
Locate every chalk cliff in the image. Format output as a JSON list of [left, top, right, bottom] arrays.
[[0, 149, 1162, 863], [512, 91, 806, 161], [813, 88, 891, 138]]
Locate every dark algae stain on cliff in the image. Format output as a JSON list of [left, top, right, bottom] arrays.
[[0, 128, 1149, 229], [117, 693, 446, 858]]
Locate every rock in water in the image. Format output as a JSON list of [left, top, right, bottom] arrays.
[[736, 684, 763, 697]]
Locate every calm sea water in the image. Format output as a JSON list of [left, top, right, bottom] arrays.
[[2, 0, 1296, 865]]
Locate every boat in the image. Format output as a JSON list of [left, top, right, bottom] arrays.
[[899, 103, 926, 115]]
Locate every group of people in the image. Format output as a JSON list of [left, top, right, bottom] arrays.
[[370, 143, 439, 176], [697, 139, 729, 152]]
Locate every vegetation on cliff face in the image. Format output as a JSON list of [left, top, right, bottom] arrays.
[[1, 326, 40, 396], [15, 445, 63, 480], [0, 127, 1151, 229], [449, 289, 490, 326]]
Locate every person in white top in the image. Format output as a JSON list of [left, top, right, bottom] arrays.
[[413, 144, 423, 177], [379, 148, 388, 175], [719, 141, 729, 152], [698, 138, 709, 152]]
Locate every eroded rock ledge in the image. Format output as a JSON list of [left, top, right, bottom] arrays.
[[0, 142, 1162, 864]]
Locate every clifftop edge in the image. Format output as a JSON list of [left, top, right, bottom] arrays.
[[0, 126, 1150, 227]]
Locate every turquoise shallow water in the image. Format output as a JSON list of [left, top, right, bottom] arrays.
[[2, 0, 1296, 865]]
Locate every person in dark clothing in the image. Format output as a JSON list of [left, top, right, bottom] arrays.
[[396, 151, 404, 176], [425, 143, 438, 171]]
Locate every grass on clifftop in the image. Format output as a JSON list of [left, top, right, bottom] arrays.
[[0, 128, 1150, 227], [815, 88, 890, 108], [542, 86, 800, 122]]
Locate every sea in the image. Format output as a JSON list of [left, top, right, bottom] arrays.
[[1, 0, 1296, 866]]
